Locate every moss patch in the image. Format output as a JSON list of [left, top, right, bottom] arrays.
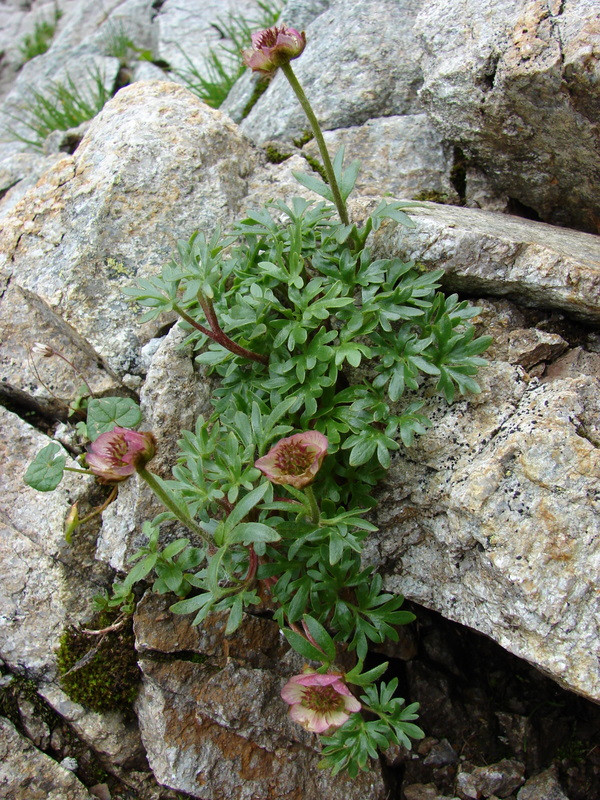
[[293, 129, 314, 149], [264, 144, 292, 164], [412, 190, 451, 204], [57, 613, 140, 713], [302, 153, 328, 182]]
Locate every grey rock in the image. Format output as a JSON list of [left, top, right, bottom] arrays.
[[0, 273, 125, 418], [303, 115, 457, 201], [282, 0, 332, 30], [456, 759, 525, 798], [155, 0, 260, 76], [370, 202, 600, 322], [0, 81, 259, 377], [0, 716, 93, 799], [414, 0, 600, 232], [0, 405, 103, 679], [241, 0, 425, 145], [404, 784, 460, 800], [0, 152, 63, 219], [18, 697, 51, 749], [370, 363, 600, 702], [38, 682, 145, 768], [517, 767, 570, 800], [423, 738, 459, 767]]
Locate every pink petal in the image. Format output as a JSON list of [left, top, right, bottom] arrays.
[[281, 680, 306, 705], [343, 694, 362, 713], [295, 672, 342, 688], [289, 704, 330, 733]]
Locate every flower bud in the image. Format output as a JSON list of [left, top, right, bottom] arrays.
[[32, 342, 55, 358], [242, 24, 306, 75], [86, 427, 156, 483]]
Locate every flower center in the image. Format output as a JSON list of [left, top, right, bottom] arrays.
[[256, 27, 281, 48], [108, 436, 129, 466], [275, 442, 314, 475], [302, 685, 343, 713]]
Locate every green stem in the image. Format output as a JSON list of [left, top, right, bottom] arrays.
[[281, 62, 350, 226], [136, 466, 212, 546], [304, 485, 320, 525], [64, 466, 95, 475]]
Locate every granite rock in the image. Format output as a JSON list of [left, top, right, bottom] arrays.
[[414, 0, 600, 232], [0, 81, 259, 378]]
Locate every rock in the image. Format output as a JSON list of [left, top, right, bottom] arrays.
[[370, 360, 600, 702], [0, 273, 125, 419], [0, 81, 259, 377], [302, 115, 457, 201], [414, 0, 600, 232], [38, 682, 145, 769], [134, 597, 387, 800], [506, 328, 568, 370], [544, 347, 600, 383], [0, 152, 63, 219], [423, 739, 459, 767], [240, 0, 425, 145], [371, 203, 600, 322], [516, 767, 570, 800], [0, 716, 94, 800], [155, 0, 260, 76], [403, 784, 460, 800], [0, 405, 104, 679], [456, 759, 525, 799]]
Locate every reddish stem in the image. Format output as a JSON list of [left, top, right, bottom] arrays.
[[174, 302, 268, 366], [244, 545, 259, 583]]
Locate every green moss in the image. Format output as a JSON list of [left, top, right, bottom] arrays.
[[57, 613, 140, 713], [264, 144, 292, 164], [293, 129, 314, 148], [302, 153, 328, 182], [241, 77, 270, 120], [412, 190, 451, 204]]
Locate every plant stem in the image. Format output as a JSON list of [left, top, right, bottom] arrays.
[[136, 466, 212, 546], [281, 62, 350, 226], [174, 303, 268, 366], [304, 485, 320, 525]]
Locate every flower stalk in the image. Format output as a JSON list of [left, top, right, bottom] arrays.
[[136, 465, 213, 547], [280, 62, 349, 226]]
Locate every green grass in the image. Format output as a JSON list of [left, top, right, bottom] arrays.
[[102, 21, 156, 65], [19, 7, 62, 63], [173, 0, 283, 108], [3, 67, 112, 150]]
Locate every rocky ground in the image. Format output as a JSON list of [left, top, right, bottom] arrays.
[[0, 0, 599, 798]]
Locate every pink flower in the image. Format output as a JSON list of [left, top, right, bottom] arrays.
[[255, 431, 328, 488], [242, 24, 306, 75], [86, 427, 156, 482], [281, 670, 361, 734]]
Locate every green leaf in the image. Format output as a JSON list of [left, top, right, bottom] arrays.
[[227, 522, 281, 545], [302, 614, 336, 662], [283, 628, 329, 662], [86, 396, 142, 440], [24, 443, 67, 492], [225, 595, 244, 635], [223, 483, 269, 534]]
